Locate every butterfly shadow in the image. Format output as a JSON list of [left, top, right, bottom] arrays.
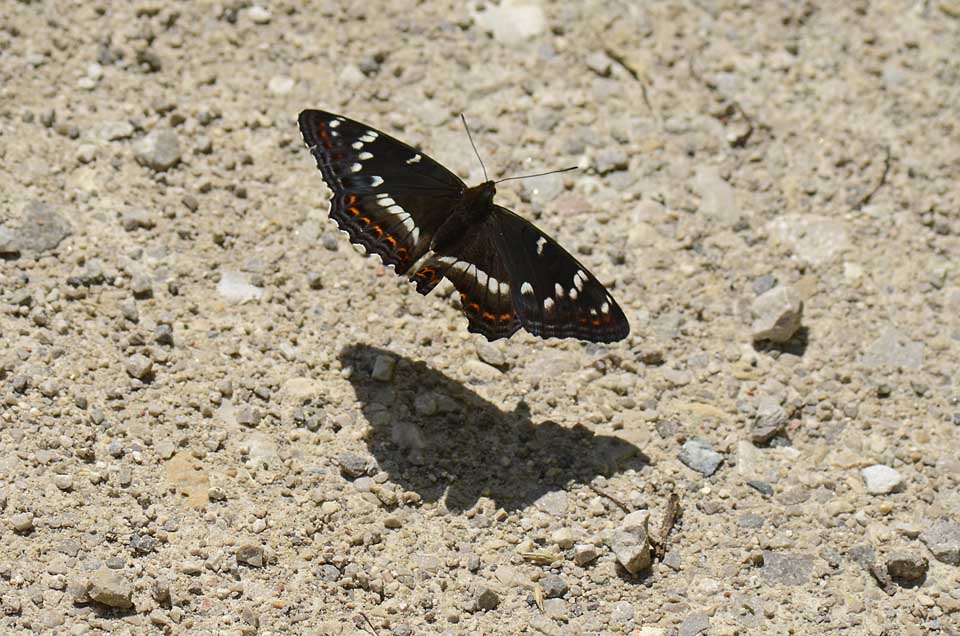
[[339, 344, 649, 512]]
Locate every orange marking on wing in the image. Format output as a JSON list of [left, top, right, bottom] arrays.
[[499, 313, 512, 322], [359, 216, 371, 225], [397, 247, 409, 258], [482, 311, 496, 321], [385, 235, 397, 247], [468, 303, 481, 313], [348, 207, 361, 216], [592, 319, 602, 327], [347, 195, 357, 205], [370, 226, 384, 237]]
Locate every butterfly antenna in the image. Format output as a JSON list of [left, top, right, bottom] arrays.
[[496, 165, 578, 184], [460, 113, 488, 182]]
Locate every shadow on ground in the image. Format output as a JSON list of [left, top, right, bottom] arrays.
[[339, 344, 649, 512]]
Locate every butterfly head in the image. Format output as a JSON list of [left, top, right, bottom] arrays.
[[461, 180, 497, 211]]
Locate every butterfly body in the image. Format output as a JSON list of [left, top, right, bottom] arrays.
[[298, 109, 630, 343]]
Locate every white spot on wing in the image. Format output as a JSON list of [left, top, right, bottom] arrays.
[[406, 154, 422, 164], [358, 151, 373, 161], [569, 287, 578, 300], [350, 163, 362, 173], [574, 270, 586, 291], [499, 282, 509, 295], [330, 119, 341, 128], [590, 308, 597, 316], [521, 282, 534, 295], [352, 141, 363, 150], [487, 276, 498, 295], [601, 302, 610, 314], [543, 297, 555, 311], [360, 131, 378, 143], [438, 256, 457, 265], [376, 193, 389, 199], [378, 197, 397, 208], [536, 236, 547, 255], [554, 283, 564, 298], [477, 270, 488, 287], [370, 176, 383, 187]]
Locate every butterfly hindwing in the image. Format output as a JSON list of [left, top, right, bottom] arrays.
[[298, 110, 465, 273], [492, 206, 630, 342], [411, 219, 522, 341]]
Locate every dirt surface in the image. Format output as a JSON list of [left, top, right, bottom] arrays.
[[2, 1, 959, 634]]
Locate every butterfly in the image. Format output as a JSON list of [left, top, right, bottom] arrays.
[[297, 109, 630, 343]]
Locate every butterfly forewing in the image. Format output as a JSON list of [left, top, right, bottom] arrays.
[[493, 207, 630, 342], [298, 110, 465, 273]]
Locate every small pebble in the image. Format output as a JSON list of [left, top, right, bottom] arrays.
[[540, 574, 568, 598], [134, 129, 181, 171], [125, 354, 154, 380], [751, 285, 803, 343], [236, 544, 264, 567], [678, 438, 724, 477], [338, 451, 369, 479], [11, 512, 35, 532], [885, 552, 928, 582], [861, 464, 904, 495], [87, 568, 134, 608], [919, 520, 960, 565], [472, 586, 500, 611], [371, 355, 396, 382], [610, 510, 651, 574], [574, 543, 599, 566]]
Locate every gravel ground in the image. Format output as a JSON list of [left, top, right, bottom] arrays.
[[2, 1, 959, 635]]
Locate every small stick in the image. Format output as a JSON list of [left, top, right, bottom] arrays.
[[355, 612, 380, 636], [852, 145, 892, 211], [651, 493, 681, 560], [588, 483, 633, 513]]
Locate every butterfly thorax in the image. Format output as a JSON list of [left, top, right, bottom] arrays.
[[431, 181, 496, 251]]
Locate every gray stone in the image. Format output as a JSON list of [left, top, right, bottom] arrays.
[[236, 543, 264, 567], [885, 552, 928, 582], [317, 564, 341, 582], [680, 611, 710, 636], [246, 5, 271, 24], [610, 510, 651, 574], [472, 586, 499, 611], [574, 543, 599, 566], [585, 51, 613, 77], [751, 395, 788, 444], [540, 574, 568, 598], [752, 274, 777, 296], [338, 451, 369, 479], [760, 551, 813, 586], [87, 568, 134, 608], [125, 354, 154, 380], [99, 120, 135, 141], [751, 286, 803, 343], [611, 600, 634, 624], [766, 214, 849, 265], [11, 512, 34, 532], [217, 271, 263, 303], [862, 329, 924, 370], [371, 355, 396, 382], [121, 209, 155, 231], [694, 166, 738, 225], [534, 490, 568, 516], [920, 520, 960, 565], [595, 147, 628, 174], [862, 464, 904, 495], [0, 202, 72, 256], [475, 341, 505, 367], [135, 129, 181, 171], [746, 480, 774, 497], [738, 513, 765, 529], [678, 438, 723, 477], [475, 3, 546, 42]]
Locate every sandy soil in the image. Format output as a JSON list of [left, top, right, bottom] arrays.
[[1, 1, 959, 634]]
